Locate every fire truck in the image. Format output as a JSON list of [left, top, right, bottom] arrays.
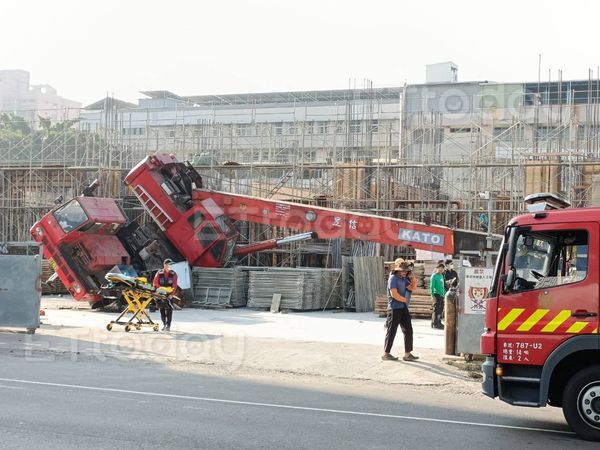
[[481, 193, 600, 441], [31, 153, 487, 307]]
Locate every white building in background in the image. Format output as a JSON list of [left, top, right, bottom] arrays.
[[425, 62, 458, 83], [0, 69, 81, 125]]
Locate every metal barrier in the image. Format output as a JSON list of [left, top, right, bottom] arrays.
[[0, 248, 42, 333]]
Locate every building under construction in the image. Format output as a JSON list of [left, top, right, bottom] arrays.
[[3, 70, 600, 263]]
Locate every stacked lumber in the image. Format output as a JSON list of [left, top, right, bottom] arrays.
[[373, 292, 432, 318], [422, 261, 439, 289], [409, 294, 433, 318], [374, 294, 388, 315], [411, 263, 426, 288], [41, 259, 69, 295]]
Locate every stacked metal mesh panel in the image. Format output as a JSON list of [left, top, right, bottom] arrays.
[[191, 267, 248, 307], [247, 268, 342, 310]]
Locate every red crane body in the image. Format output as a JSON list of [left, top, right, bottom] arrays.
[[32, 153, 455, 305]]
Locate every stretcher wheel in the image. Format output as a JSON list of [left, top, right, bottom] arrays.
[[136, 324, 142, 331], [125, 325, 131, 332], [106, 323, 113, 331], [153, 325, 159, 332]]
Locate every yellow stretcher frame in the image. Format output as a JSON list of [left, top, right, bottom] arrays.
[[106, 285, 173, 333]]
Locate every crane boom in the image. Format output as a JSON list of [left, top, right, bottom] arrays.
[[192, 189, 454, 254]]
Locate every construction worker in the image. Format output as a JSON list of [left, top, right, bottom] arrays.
[[153, 258, 178, 331], [382, 261, 419, 362], [478, 207, 489, 232], [430, 263, 446, 329], [444, 259, 459, 288]]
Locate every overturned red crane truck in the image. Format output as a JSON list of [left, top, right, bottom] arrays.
[[32, 153, 493, 308], [481, 192, 600, 441]]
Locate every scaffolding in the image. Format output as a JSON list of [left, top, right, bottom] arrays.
[[4, 78, 600, 264]]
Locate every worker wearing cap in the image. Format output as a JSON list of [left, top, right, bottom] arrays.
[[382, 260, 419, 362], [153, 258, 178, 331]]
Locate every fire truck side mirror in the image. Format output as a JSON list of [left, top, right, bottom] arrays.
[[503, 268, 516, 292]]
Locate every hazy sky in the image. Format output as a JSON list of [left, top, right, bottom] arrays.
[[2, 0, 599, 106]]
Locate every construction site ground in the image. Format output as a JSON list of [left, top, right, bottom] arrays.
[[0, 296, 482, 396]]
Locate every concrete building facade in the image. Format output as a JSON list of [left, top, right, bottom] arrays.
[[0, 69, 81, 124]]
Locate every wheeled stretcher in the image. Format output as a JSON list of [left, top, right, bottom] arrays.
[[103, 272, 175, 332]]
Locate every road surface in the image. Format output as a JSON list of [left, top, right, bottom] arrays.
[[0, 355, 593, 449]]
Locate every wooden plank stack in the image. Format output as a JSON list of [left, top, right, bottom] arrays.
[[41, 259, 69, 295], [374, 290, 432, 318], [374, 294, 388, 316], [411, 263, 426, 288], [408, 293, 433, 318], [422, 261, 439, 289]]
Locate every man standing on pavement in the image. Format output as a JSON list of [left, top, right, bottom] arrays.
[[382, 261, 419, 362], [153, 258, 178, 331], [430, 263, 446, 329]]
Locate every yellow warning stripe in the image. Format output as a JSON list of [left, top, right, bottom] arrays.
[[517, 309, 549, 332], [541, 310, 571, 333], [498, 308, 525, 331], [566, 322, 588, 334], [592, 327, 599, 334]]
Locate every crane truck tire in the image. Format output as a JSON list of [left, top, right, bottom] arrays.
[[562, 365, 600, 441]]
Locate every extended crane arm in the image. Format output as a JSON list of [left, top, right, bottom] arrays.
[[192, 189, 453, 254]]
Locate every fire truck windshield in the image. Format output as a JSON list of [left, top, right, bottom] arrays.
[[53, 200, 89, 233], [509, 229, 589, 292]]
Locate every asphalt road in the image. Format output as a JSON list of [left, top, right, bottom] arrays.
[[0, 356, 595, 449]]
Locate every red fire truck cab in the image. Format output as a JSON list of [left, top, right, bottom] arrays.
[[481, 193, 600, 441]]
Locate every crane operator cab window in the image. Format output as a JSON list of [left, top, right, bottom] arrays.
[[54, 200, 89, 233], [508, 229, 588, 292]]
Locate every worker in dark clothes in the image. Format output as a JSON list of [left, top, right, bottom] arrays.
[[382, 261, 419, 362], [153, 258, 178, 331], [444, 260, 459, 288]]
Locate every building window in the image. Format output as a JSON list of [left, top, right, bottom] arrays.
[[370, 120, 379, 132], [288, 125, 296, 135], [317, 122, 328, 134], [236, 124, 250, 136], [274, 122, 283, 135], [350, 120, 361, 133]]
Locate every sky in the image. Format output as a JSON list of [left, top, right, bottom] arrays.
[[1, 0, 599, 106]]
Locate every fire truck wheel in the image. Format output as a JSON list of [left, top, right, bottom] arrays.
[[563, 365, 600, 441]]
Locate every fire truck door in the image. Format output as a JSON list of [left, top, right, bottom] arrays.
[[496, 222, 599, 365]]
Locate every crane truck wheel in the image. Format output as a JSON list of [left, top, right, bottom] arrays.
[[563, 365, 600, 441]]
